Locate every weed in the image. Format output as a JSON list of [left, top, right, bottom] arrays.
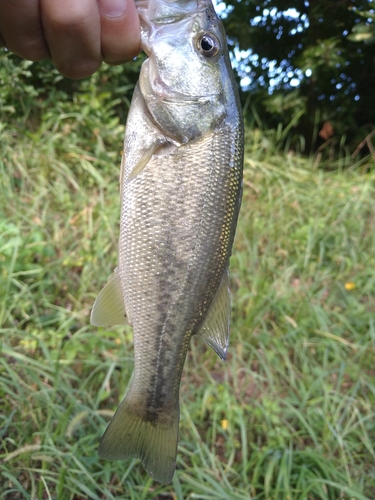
[[1, 63, 375, 499]]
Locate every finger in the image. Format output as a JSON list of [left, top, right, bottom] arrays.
[[40, 0, 102, 79], [98, 0, 141, 65], [0, 0, 49, 60]]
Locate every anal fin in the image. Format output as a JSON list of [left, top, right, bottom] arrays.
[[90, 268, 127, 326], [197, 269, 231, 361]]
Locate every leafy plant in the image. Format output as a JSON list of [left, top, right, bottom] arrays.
[[348, 10, 375, 44]]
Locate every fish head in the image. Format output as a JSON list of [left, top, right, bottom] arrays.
[[138, 0, 235, 144]]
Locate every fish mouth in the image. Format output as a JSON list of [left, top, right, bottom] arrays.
[[162, 95, 218, 104], [149, 76, 219, 102]]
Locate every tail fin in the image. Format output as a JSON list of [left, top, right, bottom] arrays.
[[98, 395, 179, 484]]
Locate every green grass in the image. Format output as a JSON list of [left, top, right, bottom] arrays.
[[1, 95, 375, 499]]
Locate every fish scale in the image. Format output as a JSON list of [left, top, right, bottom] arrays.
[[91, 0, 243, 483]]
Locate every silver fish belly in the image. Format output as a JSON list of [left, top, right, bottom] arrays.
[[91, 0, 244, 484]]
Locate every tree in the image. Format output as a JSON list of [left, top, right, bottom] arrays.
[[223, 0, 375, 152]]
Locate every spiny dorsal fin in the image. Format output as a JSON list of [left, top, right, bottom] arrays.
[[90, 268, 127, 326], [197, 269, 231, 361]]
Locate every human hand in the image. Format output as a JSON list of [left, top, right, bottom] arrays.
[[0, 0, 141, 79]]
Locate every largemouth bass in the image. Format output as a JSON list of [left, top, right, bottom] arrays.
[[91, 0, 243, 484]]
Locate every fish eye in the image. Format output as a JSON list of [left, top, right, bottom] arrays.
[[196, 33, 220, 57]]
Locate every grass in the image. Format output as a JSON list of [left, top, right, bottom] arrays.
[[1, 88, 375, 499]]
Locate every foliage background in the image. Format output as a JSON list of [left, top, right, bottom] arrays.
[[223, 0, 375, 152], [1, 0, 375, 155]]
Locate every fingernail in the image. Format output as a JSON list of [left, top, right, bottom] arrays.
[[99, 0, 127, 18]]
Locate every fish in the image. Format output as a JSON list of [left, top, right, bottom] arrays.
[[90, 0, 244, 484]]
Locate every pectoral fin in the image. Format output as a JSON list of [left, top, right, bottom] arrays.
[[119, 150, 126, 199], [90, 268, 127, 326], [126, 140, 164, 182], [197, 270, 231, 361]]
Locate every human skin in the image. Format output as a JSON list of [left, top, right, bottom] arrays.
[[0, 0, 141, 79]]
